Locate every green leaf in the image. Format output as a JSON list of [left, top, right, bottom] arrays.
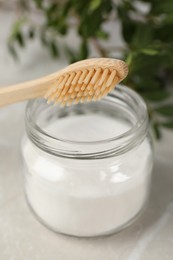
[[125, 52, 134, 66], [79, 40, 89, 59], [8, 17, 26, 50], [96, 30, 109, 40], [78, 0, 112, 38], [78, 11, 102, 37], [117, 6, 136, 43], [8, 44, 18, 60], [132, 24, 153, 49], [162, 14, 173, 25], [28, 28, 35, 39], [135, 78, 162, 91], [140, 49, 159, 56], [16, 32, 25, 47], [153, 122, 162, 139], [161, 121, 173, 129], [12, 18, 26, 36], [156, 105, 173, 117], [143, 91, 169, 102], [73, 1, 89, 13], [89, 0, 102, 11], [61, 1, 72, 16], [152, 1, 173, 14], [58, 23, 67, 35], [49, 41, 59, 58]]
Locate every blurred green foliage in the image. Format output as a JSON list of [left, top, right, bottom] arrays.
[[8, 0, 173, 139]]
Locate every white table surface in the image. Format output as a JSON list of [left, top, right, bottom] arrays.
[[0, 10, 173, 260]]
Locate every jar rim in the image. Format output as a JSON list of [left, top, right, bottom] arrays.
[[25, 85, 149, 159]]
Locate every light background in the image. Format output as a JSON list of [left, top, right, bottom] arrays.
[[0, 9, 173, 260]]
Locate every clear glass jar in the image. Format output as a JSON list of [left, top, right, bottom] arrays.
[[22, 85, 153, 237]]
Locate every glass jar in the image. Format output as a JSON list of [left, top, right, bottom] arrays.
[[22, 85, 153, 237]]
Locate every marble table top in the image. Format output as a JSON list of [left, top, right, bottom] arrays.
[[0, 10, 173, 260]]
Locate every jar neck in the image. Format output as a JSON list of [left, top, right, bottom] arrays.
[[25, 85, 149, 160]]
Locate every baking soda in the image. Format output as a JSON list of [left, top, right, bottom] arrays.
[[22, 114, 152, 237]]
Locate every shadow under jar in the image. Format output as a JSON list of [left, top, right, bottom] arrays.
[[22, 85, 153, 237]]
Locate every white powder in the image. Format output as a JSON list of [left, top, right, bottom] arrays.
[[22, 114, 153, 237]]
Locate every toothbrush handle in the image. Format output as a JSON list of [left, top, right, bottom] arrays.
[[0, 74, 58, 107]]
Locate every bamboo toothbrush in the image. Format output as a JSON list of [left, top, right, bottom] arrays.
[[0, 58, 128, 107]]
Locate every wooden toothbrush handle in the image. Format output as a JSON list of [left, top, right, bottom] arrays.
[[0, 75, 57, 107]]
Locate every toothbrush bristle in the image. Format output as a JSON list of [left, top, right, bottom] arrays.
[[45, 59, 128, 106]]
